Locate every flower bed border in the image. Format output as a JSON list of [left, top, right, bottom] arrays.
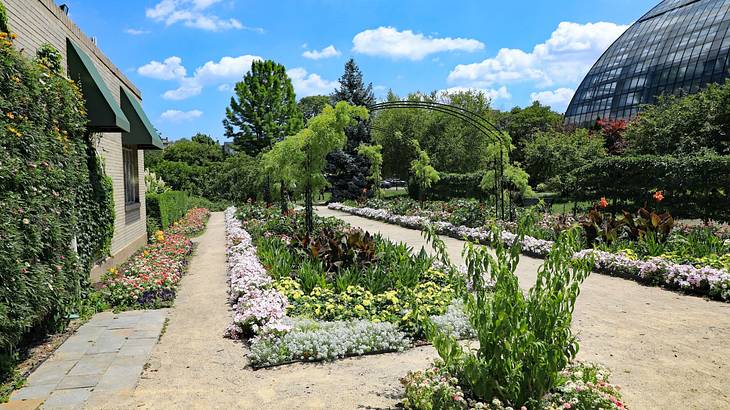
[[328, 203, 730, 302], [224, 207, 411, 368]]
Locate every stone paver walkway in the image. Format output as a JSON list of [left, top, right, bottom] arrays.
[[9, 309, 167, 409], [316, 206, 730, 410]]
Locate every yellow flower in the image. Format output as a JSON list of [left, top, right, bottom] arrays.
[[154, 230, 165, 242], [10, 33, 17, 40]]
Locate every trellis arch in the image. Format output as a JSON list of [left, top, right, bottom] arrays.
[[367, 100, 512, 219]]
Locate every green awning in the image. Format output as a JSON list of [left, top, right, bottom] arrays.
[[66, 39, 130, 132], [120, 87, 164, 150]]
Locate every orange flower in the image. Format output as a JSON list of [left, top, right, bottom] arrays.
[[599, 197, 608, 208], [653, 191, 664, 202]]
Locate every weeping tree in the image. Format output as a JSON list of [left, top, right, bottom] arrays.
[[410, 139, 440, 204], [264, 102, 369, 233], [356, 143, 383, 198]]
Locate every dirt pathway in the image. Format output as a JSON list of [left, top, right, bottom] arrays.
[[110, 212, 440, 410], [316, 206, 730, 409]]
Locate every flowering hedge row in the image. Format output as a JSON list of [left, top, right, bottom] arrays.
[[101, 208, 209, 308], [329, 203, 730, 301]]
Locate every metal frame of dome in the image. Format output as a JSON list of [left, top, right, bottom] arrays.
[[565, 0, 730, 126]]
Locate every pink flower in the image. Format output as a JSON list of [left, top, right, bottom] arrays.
[[563, 404, 572, 409]]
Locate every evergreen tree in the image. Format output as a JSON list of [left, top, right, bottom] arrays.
[[223, 60, 304, 156], [327, 59, 375, 200]]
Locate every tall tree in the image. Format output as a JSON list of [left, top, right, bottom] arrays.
[[298, 95, 330, 122], [327, 59, 376, 200], [223, 60, 304, 156]]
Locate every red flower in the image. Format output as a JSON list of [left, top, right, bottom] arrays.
[[653, 191, 664, 202], [599, 197, 608, 209]]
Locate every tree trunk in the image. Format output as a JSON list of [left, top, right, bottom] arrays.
[[279, 180, 287, 215], [263, 175, 272, 205], [305, 183, 313, 235]]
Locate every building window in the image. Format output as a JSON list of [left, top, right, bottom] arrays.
[[123, 146, 139, 206]]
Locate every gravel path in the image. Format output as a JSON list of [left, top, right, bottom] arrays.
[[316, 206, 730, 409], [112, 212, 439, 409]]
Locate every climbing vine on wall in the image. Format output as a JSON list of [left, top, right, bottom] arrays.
[[0, 14, 115, 376]]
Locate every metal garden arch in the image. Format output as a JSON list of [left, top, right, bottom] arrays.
[[367, 100, 512, 220]]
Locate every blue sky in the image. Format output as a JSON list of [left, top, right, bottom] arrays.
[[63, 0, 658, 142]]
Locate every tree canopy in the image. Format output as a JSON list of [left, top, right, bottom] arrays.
[[298, 95, 330, 122], [264, 102, 369, 232], [223, 59, 304, 156]]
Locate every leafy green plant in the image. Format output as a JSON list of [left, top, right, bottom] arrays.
[[428, 226, 593, 407], [293, 228, 378, 274], [356, 143, 384, 198], [623, 207, 674, 242], [1, 37, 114, 380], [298, 260, 328, 294], [410, 139, 440, 204], [257, 237, 297, 280]]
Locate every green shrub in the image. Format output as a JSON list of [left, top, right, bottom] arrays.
[[522, 128, 606, 192], [428, 226, 592, 407], [0, 37, 114, 378], [146, 190, 190, 233], [572, 155, 730, 221], [409, 172, 485, 200], [623, 81, 730, 156]]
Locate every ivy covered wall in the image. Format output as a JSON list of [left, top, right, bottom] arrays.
[[0, 11, 115, 374]]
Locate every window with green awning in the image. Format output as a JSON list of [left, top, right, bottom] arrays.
[[66, 38, 130, 133], [120, 87, 164, 150]]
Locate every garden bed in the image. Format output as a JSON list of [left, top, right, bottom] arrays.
[[100, 208, 211, 308], [224, 205, 473, 368], [329, 203, 730, 302]]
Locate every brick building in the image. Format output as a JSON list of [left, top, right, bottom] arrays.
[[3, 0, 162, 280]]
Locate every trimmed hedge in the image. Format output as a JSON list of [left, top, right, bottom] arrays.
[[0, 30, 114, 375], [572, 155, 730, 221], [146, 191, 191, 232], [409, 172, 486, 200]]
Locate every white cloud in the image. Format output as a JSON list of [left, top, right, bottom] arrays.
[[352, 26, 485, 60], [146, 0, 261, 32], [448, 21, 628, 88], [217, 83, 232, 92], [287, 68, 338, 97], [137, 56, 187, 81], [194, 55, 262, 84], [530, 88, 575, 111], [160, 109, 203, 122], [139, 55, 262, 100], [439, 86, 512, 102], [125, 28, 150, 35], [302, 45, 341, 60]]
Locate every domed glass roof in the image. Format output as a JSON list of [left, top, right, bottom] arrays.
[[565, 0, 730, 126]]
